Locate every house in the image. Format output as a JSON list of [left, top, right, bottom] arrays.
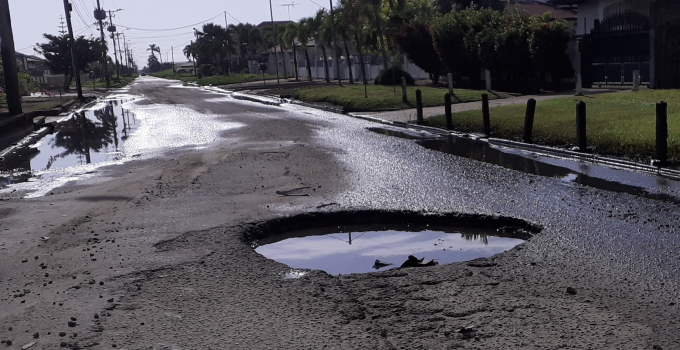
[[551, 0, 680, 88]]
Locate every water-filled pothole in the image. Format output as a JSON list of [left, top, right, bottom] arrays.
[[247, 211, 537, 275]]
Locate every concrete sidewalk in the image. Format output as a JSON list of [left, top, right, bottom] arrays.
[[353, 88, 619, 123]]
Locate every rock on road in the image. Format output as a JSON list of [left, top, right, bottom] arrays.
[[0, 77, 678, 350]]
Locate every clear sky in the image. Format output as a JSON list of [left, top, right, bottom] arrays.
[[9, 0, 326, 68]]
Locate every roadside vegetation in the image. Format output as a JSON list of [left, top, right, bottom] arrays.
[[427, 90, 680, 159], [150, 69, 277, 86], [268, 85, 510, 112]]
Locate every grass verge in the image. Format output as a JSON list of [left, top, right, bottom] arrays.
[[268, 84, 511, 112], [427, 90, 680, 160], [150, 69, 277, 86]]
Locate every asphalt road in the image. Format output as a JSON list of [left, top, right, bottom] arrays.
[[0, 77, 678, 350]]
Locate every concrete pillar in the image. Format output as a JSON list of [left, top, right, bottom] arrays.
[[485, 69, 491, 92], [447, 72, 454, 95], [633, 70, 640, 91], [576, 73, 583, 95]]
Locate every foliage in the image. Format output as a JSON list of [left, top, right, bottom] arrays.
[[37, 34, 106, 89], [394, 22, 442, 83], [147, 54, 161, 73], [200, 64, 214, 77], [430, 6, 573, 88], [374, 66, 414, 85]]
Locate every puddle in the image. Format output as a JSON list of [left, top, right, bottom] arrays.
[[255, 223, 528, 275], [0, 99, 138, 187], [410, 134, 680, 204]]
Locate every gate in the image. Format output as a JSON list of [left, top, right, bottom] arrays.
[[582, 9, 651, 87]]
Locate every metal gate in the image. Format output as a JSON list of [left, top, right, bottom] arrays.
[[583, 9, 651, 87]]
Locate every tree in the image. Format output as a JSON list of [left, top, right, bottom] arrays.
[[297, 18, 315, 81], [147, 54, 161, 73], [283, 22, 301, 81], [394, 22, 442, 84], [37, 34, 105, 90]]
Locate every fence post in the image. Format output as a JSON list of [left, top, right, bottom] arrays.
[[401, 76, 407, 103], [523, 98, 537, 143], [576, 101, 587, 152], [447, 72, 454, 95], [445, 93, 452, 130], [633, 70, 640, 91], [416, 89, 423, 125], [482, 93, 490, 136], [656, 101, 668, 165], [485, 69, 491, 92], [575, 72, 583, 95]]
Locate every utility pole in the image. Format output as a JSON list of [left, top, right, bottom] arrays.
[[224, 12, 231, 75], [329, 0, 341, 86], [171, 45, 175, 76], [115, 32, 124, 75], [62, 0, 84, 100], [122, 33, 130, 74], [0, 0, 22, 114], [94, 0, 110, 87], [108, 10, 121, 80], [268, 0, 280, 86]]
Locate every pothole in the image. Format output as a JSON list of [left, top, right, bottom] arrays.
[[246, 211, 538, 275]]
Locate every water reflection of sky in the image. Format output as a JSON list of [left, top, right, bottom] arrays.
[[256, 230, 524, 275]]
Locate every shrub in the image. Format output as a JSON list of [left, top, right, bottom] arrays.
[[374, 66, 415, 85], [200, 64, 214, 77]]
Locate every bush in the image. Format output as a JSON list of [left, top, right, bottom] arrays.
[[200, 64, 214, 77], [374, 66, 415, 85]]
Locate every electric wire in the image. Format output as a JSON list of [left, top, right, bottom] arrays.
[[117, 13, 223, 32]]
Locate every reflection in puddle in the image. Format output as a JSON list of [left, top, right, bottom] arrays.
[[0, 99, 137, 187], [256, 225, 526, 275], [416, 135, 680, 204]]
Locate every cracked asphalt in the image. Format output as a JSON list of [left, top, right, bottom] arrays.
[[0, 76, 678, 350]]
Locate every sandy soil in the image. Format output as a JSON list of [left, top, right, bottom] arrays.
[[0, 78, 677, 350]]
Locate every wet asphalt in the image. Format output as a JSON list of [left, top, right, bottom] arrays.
[[1, 76, 678, 349]]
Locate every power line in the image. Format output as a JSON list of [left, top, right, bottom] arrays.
[[117, 13, 223, 32], [224, 11, 242, 24], [126, 32, 193, 40]]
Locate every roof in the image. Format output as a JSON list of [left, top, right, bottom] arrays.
[[256, 21, 293, 28], [507, 1, 577, 20]]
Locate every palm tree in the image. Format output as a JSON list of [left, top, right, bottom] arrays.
[[341, 0, 368, 84], [197, 23, 232, 74], [311, 10, 330, 82], [333, 5, 355, 84], [297, 18, 314, 81], [147, 44, 160, 60], [363, 0, 389, 69], [283, 22, 300, 81]]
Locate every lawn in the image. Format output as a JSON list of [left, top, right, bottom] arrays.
[[427, 90, 680, 160], [150, 69, 277, 86], [270, 84, 511, 112]]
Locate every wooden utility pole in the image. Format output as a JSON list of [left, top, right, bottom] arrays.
[[108, 10, 120, 79], [94, 0, 110, 87], [329, 0, 341, 86], [268, 0, 280, 86], [62, 0, 84, 100], [224, 12, 231, 75], [0, 0, 22, 114], [171, 46, 175, 76]]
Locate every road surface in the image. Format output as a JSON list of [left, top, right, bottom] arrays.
[[0, 77, 677, 349]]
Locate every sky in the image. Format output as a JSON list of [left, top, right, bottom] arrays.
[[9, 0, 327, 68]]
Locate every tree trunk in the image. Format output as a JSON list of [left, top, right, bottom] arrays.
[[354, 31, 367, 85], [373, 6, 388, 70], [321, 45, 330, 83], [280, 50, 288, 79], [343, 39, 354, 84], [63, 73, 72, 91], [292, 42, 299, 81], [303, 48, 312, 81]]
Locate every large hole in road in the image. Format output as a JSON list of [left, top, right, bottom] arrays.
[[246, 211, 539, 275]]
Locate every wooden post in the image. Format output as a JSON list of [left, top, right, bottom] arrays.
[[0, 0, 23, 114], [523, 98, 536, 143], [482, 93, 490, 136], [576, 101, 587, 152], [656, 101, 668, 164], [416, 89, 423, 125], [401, 76, 407, 103], [447, 72, 453, 95], [445, 93, 452, 130], [485, 69, 491, 92]]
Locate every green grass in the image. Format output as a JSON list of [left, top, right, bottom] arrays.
[[272, 84, 511, 112], [427, 90, 680, 160], [150, 69, 277, 86]]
